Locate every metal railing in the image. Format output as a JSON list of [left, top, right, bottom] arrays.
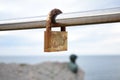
[[0, 7, 120, 31]]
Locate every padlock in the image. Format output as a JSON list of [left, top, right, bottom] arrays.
[[44, 9, 67, 52], [44, 25, 67, 52]]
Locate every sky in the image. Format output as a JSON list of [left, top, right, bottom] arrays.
[[0, 0, 120, 56]]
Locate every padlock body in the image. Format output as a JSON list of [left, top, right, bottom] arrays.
[[44, 31, 67, 52]]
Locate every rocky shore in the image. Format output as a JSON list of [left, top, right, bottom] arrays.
[[0, 62, 84, 80]]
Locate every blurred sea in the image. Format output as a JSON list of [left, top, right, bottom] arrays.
[[0, 55, 120, 80]]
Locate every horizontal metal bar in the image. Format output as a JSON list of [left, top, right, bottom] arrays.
[[0, 7, 120, 31]]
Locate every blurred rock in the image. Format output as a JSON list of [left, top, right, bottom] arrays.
[[0, 62, 84, 80]]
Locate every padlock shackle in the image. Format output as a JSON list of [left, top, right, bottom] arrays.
[[61, 26, 66, 31], [46, 8, 66, 32]]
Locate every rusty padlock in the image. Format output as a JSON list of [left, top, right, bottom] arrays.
[[44, 9, 67, 52]]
